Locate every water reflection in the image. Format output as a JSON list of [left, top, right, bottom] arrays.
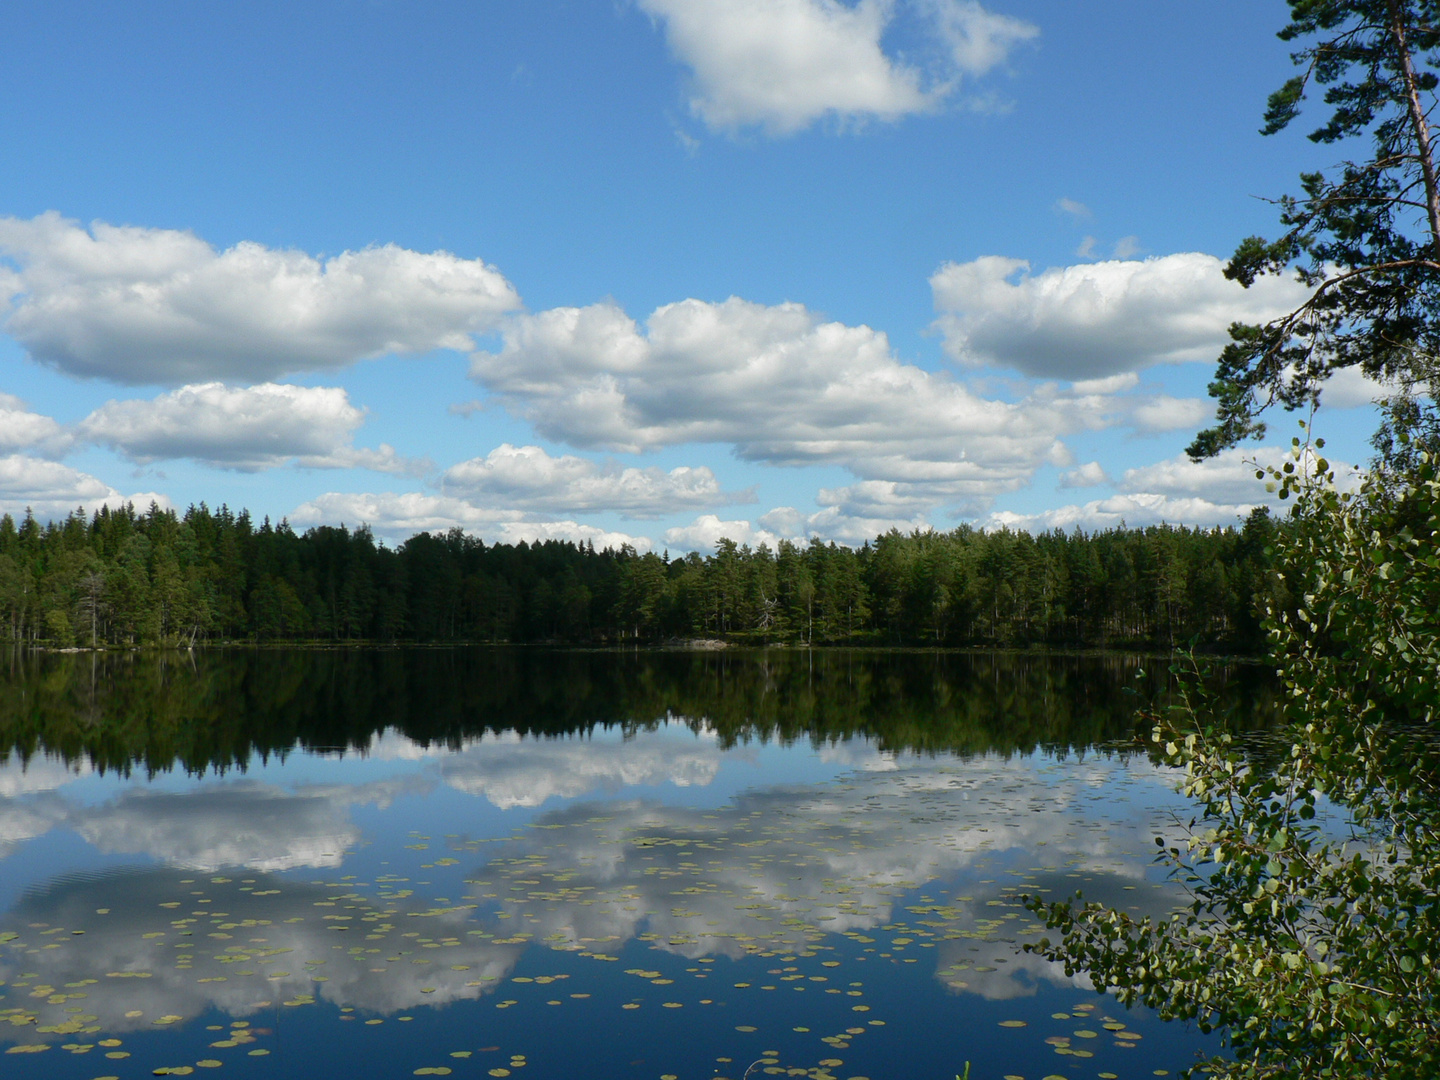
[[1, 869, 520, 1030], [0, 646, 1277, 773], [0, 649, 1247, 1078], [1, 733, 1189, 1015], [437, 728, 743, 808]]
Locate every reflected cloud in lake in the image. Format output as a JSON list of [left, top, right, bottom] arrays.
[[1, 725, 1192, 1027], [0, 649, 1249, 1078], [436, 726, 750, 808]]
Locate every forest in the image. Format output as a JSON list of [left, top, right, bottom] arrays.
[[0, 499, 1283, 651]]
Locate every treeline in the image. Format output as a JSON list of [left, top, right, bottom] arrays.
[[0, 501, 1284, 651]]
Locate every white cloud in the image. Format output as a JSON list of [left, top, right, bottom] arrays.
[[1069, 372, 1138, 395], [987, 492, 1256, 533], [77, 381, 424, 474], [1313, 364, 1397, 410], [493, 520, 653, 551], [0, 393, 71, 455], [289, 491, 507, 534], [931, 252, 1309, 379], [817, 477, 940, 518], [1058, 460, 1108, 488], [1119, 446, 1290, 507], [755, 506, 809, 537], [639, 0, 1035, 135], [440, 443, 742, 517], [640, 0, 928, 134], [289, 490, 653, 550], [665, 493, 934, 551], [0, 453, 169, 522], [924, 0, 1038, 76], [1054, 197, 1090, 218], [798, 503, 932, 544], [1112, 235, 1141, 258], [0, 211, 520, 384], [993, 447, 1360, 532], [1129, 394, 1213, 433], [663, 513, 786, 551], [471, 296, 1117, 509]]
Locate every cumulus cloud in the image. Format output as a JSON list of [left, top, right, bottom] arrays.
[[471, 296, 1117, 508], [663, 494, 937, 552], [1058, 461, 1108, 488], [77, 382, 424, 474], [990, 447, 1360, 532], [290, 491, 508, 534], [0, 453, 169, 522], [440, 443, 744, 517], [0, 393, 71, 455], [664, 484, 949, 551], [493, 520, 654, 550], [0, 212, 520, 384], [987, 492, 1259, 533], [1118, 446, 1308, 507], [931, 252, 1309, 379], [803, 505, 933, 544], [289, 490, 653, 550], [639, 0, 1035, 135], [924, 0, 1038, 76], [1128, 394, 1214, 433], [663, 513, 787, 552], [1313, 364, 1400, 410]]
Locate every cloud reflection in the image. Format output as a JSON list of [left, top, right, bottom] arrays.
[[437, 729, 746, 808], [455, 750, 1185, 1002], [0, 869, 523, 1037], [0, 725, 1195, 1042]]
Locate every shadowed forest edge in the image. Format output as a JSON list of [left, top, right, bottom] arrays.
[[0, 502, 1285, 651]]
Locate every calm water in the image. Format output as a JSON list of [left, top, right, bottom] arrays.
[[0, 648, 1272, 1080]]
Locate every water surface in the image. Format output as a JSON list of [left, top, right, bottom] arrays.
[[0, 649, 1269, 1080]]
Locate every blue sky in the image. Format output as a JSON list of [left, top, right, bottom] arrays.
[[0, 1, 1391, 550]]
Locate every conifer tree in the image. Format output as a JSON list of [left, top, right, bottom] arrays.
[[1189, 0, 1440, 461]]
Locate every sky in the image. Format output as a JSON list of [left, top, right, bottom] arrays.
[[0, 0, 1392, 551]]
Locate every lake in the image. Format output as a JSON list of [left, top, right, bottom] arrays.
[[0, 648, 1274, 1080]]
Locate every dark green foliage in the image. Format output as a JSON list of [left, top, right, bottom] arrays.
[[0, 646, 1281, 778], [1025, 440, 1440, 1078], [1189, 0, 1440, 461], [0, 500, 1284, 650]]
